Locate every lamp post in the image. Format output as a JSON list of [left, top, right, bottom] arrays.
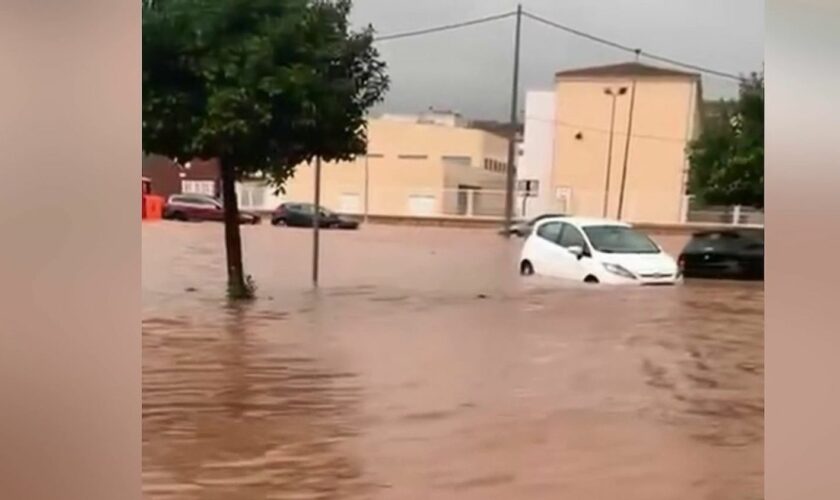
[[602, 86, 627, 217]]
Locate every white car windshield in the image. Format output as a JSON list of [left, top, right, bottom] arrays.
[[583, 225, 660, 254]]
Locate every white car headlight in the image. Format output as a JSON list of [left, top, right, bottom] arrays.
[[603, 263, 637, 279]]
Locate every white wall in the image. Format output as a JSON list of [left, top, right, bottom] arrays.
[[518, 90, 556, 217]]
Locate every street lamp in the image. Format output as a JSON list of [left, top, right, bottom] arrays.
[[602, 86, 627, 217]]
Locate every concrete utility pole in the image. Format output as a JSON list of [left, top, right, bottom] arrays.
[[364, 152, 370, 223], [312, 156, 322, 286], [616, 78, 638, 220], [502, 3, 523, 236], [602, 86, 627, 217]]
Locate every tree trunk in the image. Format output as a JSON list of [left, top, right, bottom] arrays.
[[219, 159, 248, 299]]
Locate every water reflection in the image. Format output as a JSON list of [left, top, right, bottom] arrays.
[[143, 223, 763, 500]]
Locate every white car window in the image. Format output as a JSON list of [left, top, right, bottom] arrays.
[[583, 225, 660, 254], [536, 222, 562, 243], [558, 223, 587, 249]]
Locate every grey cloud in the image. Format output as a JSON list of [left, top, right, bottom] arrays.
[[351, 0, 764, 120]]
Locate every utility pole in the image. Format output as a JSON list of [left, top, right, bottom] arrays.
[[363, 152, 370, 223], [602, 86, 627, 217], [616, 49, 642, 220], [502, 3, 522, 237], [616, 76, 638, 220], [312, 156, 322, 286]]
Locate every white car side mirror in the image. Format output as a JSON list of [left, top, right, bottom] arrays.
[[568, 245, 584, 259]]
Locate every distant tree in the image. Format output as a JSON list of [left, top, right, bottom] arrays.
[[688, 72, 764, 208], [143, 0, 389, 298]]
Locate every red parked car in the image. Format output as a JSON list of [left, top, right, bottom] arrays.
[[163, 194, 261, 224]]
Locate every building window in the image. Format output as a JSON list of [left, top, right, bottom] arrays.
[[442, 155, 471, 166], [398, 154, 428, 160], [182, 180, 216, 196], [251, 186, 265, 208], [407, 195, 436, 215], [238, 184, 266, 209], [339, 193, 361, 214]]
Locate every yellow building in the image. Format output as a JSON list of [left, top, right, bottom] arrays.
[[237, 112, 511, 217], [545, 62, 702, 224]]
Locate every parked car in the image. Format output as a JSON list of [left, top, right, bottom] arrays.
[[271, 203, 360, 229], [519, 216, 680, 285], [163, 194, 261, 224], [502, 213, 569, 237], [678, 228, 764, 280]]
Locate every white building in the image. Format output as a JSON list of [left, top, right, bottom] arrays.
[[517, 91, 557, 217]]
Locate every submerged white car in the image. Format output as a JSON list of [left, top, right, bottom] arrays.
[[519, 217, 681, 285]]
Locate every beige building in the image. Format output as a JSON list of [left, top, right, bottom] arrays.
[[520, 62, 702, 224], [237, 112, 511, 217]]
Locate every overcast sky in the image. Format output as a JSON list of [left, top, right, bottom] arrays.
[[350, 0, 764, 120]]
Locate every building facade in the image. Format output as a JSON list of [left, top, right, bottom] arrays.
[[517, 91, 557, 217], [142, 155, 221, 199], [519, 62, 702, 224], [237, 113, 511, 217]]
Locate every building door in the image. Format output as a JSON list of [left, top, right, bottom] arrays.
[[554, 186, 573, 214], [407, 195, 436, 216], [456, 184, 479, 215], [339, 193, 361, 214]]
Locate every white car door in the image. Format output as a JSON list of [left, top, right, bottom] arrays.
[[554, 222, 591, 281], [530, 221, 566, 278]]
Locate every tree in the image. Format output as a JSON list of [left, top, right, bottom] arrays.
[[688, 72, 764, 208], [143, 0, 389, 298]]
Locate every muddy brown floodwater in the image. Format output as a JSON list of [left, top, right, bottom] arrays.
[[143, 223, 763, 500]]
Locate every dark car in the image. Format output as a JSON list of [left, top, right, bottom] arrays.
[[163, 194, 261, 224], [502, 213, 568, 238], [678, 228, 764, 280], [271, 203, 360, 229]]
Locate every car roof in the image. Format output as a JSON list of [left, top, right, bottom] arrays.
[[692, 227, 763, 239], [533, 216, 631, 228], [531, 213, 567, 222], [169, 194, 217, 202]]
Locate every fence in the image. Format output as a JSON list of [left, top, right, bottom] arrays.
[[685, 201, 764, 225], [236, 180, 764, 227]]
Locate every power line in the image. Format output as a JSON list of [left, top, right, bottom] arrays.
[[524, 12, 639, 54], [640, 52, 742, 81], [521, 11, 743, 81], [523, 114, 689, 144], [373, 11, 516, 42]]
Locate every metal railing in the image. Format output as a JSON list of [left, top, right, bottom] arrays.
[[686, 200, 764, 226], [236, 181, 764, 227]]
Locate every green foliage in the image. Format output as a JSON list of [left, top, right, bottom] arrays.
[[144, 0, 388, 299], [688, 73, 764, 208], [143, 0, 389, 187]]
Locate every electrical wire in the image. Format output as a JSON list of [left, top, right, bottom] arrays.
[[523, 114, 690, 144], [639, 52, 743, 81], [521, 11, 743, 81], [373, 11, 517, 42]]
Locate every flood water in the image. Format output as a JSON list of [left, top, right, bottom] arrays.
[[143, 223, 763, 500]]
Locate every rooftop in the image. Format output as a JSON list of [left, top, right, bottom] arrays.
[[555, 62, 700, 80]]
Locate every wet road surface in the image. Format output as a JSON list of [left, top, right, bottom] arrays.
[[143, 223, 763, 499]]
